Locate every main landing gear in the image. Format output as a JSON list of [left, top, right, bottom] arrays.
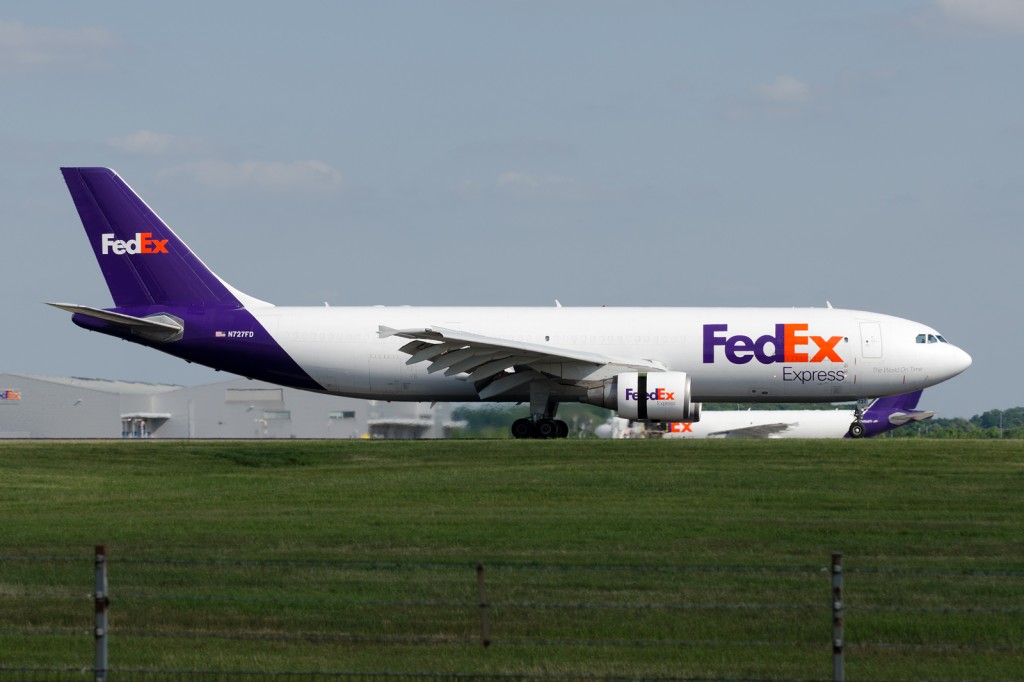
[[511, 417, 570, 439], [510, 384, 569, 439]]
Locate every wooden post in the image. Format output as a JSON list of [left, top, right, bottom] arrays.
[[94, 545, 109, 682], [477, 563, 491, 647], [832, 553, 844, 682]]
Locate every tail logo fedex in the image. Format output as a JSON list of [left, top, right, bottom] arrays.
[[703, 324, 844, 365], [101, 232, 169, 255]]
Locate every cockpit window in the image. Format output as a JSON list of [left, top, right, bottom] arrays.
[[916, 334, 926, 343], [917, 332, 951, 344], [928, 334, 938, 343], [937, 335, 948, 343]]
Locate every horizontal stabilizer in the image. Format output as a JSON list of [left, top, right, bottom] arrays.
[[888, 410, 935, 426], [47, 303, 184, 343]]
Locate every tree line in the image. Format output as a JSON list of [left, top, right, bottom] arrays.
[[889, 406, 1024, 439]]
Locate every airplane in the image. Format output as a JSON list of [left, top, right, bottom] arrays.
[[49, 167, 972, 439], [595, 390, 933, 439]]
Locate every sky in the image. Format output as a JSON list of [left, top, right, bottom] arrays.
[[2, 1, 1021, 419]]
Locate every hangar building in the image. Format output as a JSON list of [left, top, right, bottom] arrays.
[[0, 373, 464, 439]]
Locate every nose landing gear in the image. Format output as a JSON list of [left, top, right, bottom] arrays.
[[848, 402, 866, 438]]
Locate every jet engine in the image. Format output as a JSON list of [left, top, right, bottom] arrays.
[[584, 371, 701, 422]]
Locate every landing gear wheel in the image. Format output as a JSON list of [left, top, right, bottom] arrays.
[[510, 412, 569, 440], [536, 418, 559, 439], [511, 418, 534, 439], [848, 422, 866, 438]]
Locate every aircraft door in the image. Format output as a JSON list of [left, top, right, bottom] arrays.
[[860, 322, 882, 359]]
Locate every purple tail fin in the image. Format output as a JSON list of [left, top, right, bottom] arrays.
[[61, 167, 241, 308], [856, 390, 932, 437]]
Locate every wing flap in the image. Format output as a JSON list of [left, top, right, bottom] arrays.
[[467, 355, 535, 382], [443, 350, 510, 377], [408, 341, 464, 366], [477, 371, 535, 400]]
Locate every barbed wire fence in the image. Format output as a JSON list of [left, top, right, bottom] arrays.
[[1, 548, 1022, 682]]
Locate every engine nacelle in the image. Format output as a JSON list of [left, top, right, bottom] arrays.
[[585, 371, 701, 422]]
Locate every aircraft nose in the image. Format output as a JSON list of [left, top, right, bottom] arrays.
[[956, 346, 972, 373], [946, 345, 972, 378]]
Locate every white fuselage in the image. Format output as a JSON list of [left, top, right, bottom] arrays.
[[247, 305, 970, 403], [663, 410, 863, 439]]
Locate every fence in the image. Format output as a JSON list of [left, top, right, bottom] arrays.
[[1, 548, 1022, 681]]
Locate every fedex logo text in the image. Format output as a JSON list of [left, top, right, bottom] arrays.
[[703, 323, 844, 365], [624, 387, 675, 401], [101, 232, 169, 255]]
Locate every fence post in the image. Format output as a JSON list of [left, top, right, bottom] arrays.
[[476, 562, 491, 647], [831, 552, 844, 682], [94, 545, 109, 682]]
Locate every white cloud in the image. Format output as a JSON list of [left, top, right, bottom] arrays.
[[723, 74, 819, 121], [497, 171, 571, 191], [160, 160, 345, 192], [109, 130, 178, 155], [494, 171, 585, 200], [457, 171, 591, 203], [455, 138, 578, 162], [109, 130, 213, 157], [757, 75, 812, 104], [936, 0, 1024, 34], [0, 20, 116, 72]]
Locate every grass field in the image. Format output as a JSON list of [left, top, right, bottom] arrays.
[[0, 439, 1022, 680]]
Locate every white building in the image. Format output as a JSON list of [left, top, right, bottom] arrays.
[[0, 373, 464, 439]]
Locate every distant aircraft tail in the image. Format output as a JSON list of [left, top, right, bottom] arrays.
[[860, 390, 934, 435], [864, 390, 924, 414], [59, 167, 265, 309]]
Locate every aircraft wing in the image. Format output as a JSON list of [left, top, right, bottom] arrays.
[[707, 422, 795, 438], [379, 324, 666, 399]]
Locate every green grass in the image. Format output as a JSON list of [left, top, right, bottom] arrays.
[[0, 439, 1022, 680]]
